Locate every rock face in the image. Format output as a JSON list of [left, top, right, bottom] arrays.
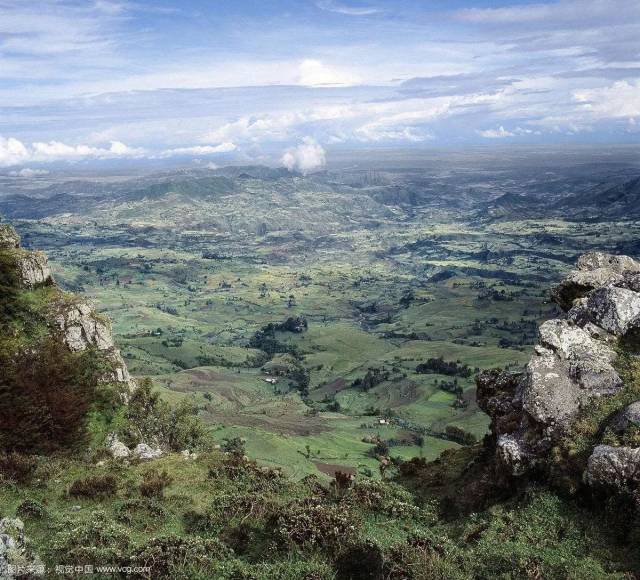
[[0, 226, 53, 287], [477, 252, 640, 486], [16, 249, 53, 287]]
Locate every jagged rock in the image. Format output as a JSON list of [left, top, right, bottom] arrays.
[[53, 300, 114, 351], [16, 249, 53, 288], [106, 433, 130, 459], [608, 402, 640, 434], [551, 252, 640, 310], [133, 443, 163, 460], [481, 252, 640, 478], [0, 225, 20, 249], [51, 298, 135, 389], [585, 445, 640, 489], [586, 287, 640, 336], [0, 517, 44, 578]]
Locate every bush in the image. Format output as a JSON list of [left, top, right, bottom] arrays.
[[140, 468, 173, 498], [51, 510, 131, 566], [128, 535, 232, 578], [16, 499, 47, 519], [0, 452, 38, 484], [115, 498, 167, 528], [273, 500, 360, 550], [121, 379, 208, 451], [69, 474, 118, 499], [0, 336, 118, 454], [343, 480, 422, 520]]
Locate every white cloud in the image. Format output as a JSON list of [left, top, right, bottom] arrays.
[[8, 168, 49, 178], [478, 126, 516, 138], [573, 80, 640, 119], [297, 59, 360, 87], [316, 1, 381, 16], [0, 137, 143, 167], [281, 137, 326, 174], [159, 142, 237, 157]]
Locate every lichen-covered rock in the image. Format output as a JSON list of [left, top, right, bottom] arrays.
[[106, 433, 131, 459], [551, 252, 640, 310], [17, 249, 53, 287], [53, 300, 114, 351], [585, 445, 640, 489], [0, 225, 20, 249], [480, 252, 640, 479], [133, 443, 163, 460], [0, 517, 44, 578], [586, 287, 640, 336], [50, 298, 135, 390]]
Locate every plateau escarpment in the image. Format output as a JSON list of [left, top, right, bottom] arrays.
[[478, 251, 640, 493]]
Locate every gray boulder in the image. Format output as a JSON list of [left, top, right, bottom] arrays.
[[585, 445, 640, 489], [551, 252, 640, 310], [133, 443, 163, 460], [608, 402, 640, 434], [106, 433, 131, 459], [586, 287, 640, 336], [53, 300, 114, 352]]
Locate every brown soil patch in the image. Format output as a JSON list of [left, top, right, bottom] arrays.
[[314, 462, 357, 477]]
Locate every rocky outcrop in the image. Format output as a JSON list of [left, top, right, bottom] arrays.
[[16, 249, 53, 287], [477, 251, 640, 487], [1, 224, 135, 391], [0, 225, 20, 249], [0, 517, 43, 578], [0, 226, 53, 287], [551, 252, 640, 310], [50, 298, 135, 388]]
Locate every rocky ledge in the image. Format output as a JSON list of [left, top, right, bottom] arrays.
[[477, 251, 640, 492]]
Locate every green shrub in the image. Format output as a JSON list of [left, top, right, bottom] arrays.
[[272, 499, 361, 550], [343, 479, 422, 520], [16, 499, 47, 519], [121, 378, 208, 451], [115, 498, 167, 528], [69, 474, 118, 499], [140, 468, 173, 498], [128, 535, 232, 578], [51, 510, 131, 565]]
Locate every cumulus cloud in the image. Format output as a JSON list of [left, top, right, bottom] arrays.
[[573, 80, 640, 119], [281, 137, 326, 174], [0, 137, 143, 167]]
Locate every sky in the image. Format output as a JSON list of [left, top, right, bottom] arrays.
[[0, 0, 639, 171]]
